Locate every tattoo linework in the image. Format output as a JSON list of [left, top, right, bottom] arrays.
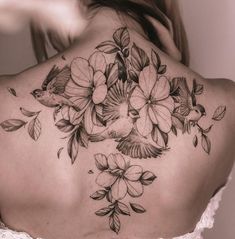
[[7, 87, 17, 97], [90, 153, 156, 234], [0, 108, 42, 141], [0, 27, 227, 163]]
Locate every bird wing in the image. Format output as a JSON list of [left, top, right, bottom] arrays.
[[116, 129, 162, 159], [174, 78, 194, 116], [42, 65, 61, 90], [47, 66, 71, 94]]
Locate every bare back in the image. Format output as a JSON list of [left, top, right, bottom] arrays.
[[0, 11, 235, 239]]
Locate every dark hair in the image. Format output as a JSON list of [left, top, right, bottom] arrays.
[[30, 0, 189, 65]]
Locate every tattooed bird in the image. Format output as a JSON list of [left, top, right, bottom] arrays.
[[89, 106, 135, 142], [89, 80, 163, 159], [173, 78, 206, 133], [116, 128, 163, 159], [31, 65, 76, 117]]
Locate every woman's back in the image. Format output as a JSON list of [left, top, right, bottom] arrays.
[[0, 8, 235, 239]]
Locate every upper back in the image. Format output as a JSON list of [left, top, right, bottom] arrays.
[[0, 18, 235, 239]]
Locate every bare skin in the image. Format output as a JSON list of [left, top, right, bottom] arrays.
[[0, 8, 235, 239]]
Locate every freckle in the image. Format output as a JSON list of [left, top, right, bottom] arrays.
[[62, 55, 66, 60]]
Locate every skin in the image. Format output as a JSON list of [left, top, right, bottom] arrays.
[[0, 6, 235, 239]]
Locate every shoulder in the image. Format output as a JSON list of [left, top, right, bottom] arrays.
[[207, 78, 235, 125]]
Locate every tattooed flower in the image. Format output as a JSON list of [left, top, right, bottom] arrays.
[[130, 65, 174, 136], [96, 153, 144, 201], [65, 52, 108, 133]]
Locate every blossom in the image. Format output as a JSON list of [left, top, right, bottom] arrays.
[[95, 153, 144, 201], [130, 65, 174, 136], [65, 52, 107, 133]]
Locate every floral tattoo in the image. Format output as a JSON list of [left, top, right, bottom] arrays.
[[0, 27, 227, 234], [90, 153, 156, 234], [1, 27, 226, 162]]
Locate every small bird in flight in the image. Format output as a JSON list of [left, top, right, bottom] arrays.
[[173, 78, 206, 133], [31, 65, 77, 119]]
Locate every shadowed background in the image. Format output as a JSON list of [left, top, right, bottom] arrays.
[[0, 0, 234, 238]]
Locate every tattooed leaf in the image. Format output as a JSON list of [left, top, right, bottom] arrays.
[[106, 63, 119, 88], [90, 190, 107, 200], [113, 27, 130, 49], [117, 202, 130, 216], [203, 125, 213, 134], [193, 135, 198, 147], [129, 70, 139, 83], [68, 134, 79, 164], [193, 79, 204, 95], [96, 41, 120, 54], [171, 125, 178, 136], [131, 43, 150, 72], [151, 50, 161, 69], [130, 203, 146, 214], [212, 106, 226, 121], [115, 52, 127, 81], [95, 154, 108, 171], [57, 147, 64, 159], [28, 117, 41, 141], [158, 65, 167, 75], [20, 107, 40, 117], [140, 171, 157, 186], [123, 48, 129, 58], [56, 119, 75, 133], [77, 127, 89, 148], [0, 119, 27, 132], [201, 134, 211, 154], [106, 190, 113, 203], [109, 213, 121, 234], [95, 206, 113, 216], [7, 87, 17, 97]]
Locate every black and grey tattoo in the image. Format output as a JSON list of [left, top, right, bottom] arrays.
[[1, 27, 227, 161], [90, 153, 156, 234], [0, 107, 41, 141], [0, 27, 228, 235]]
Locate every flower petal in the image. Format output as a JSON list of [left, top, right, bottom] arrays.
[[130, 86, 146, 110], [93, 71, 106, 87], [65, 79, 91, 98], [149, 105, 172, 133], [111, 178, 128, 200], [71, 57, 94, 87], [157, 96, 175, 113], [84, 103, 94, 134], [108, 153, 126, 170], [136, 106, 153, 137], [70, 96, 90, 110], [96, 172, 116, 188], [126, 180, 144, 198], [124, 165, 143, 181], [92, 85, 108, 104], [139, 65, 157, 98], [151, 76, 170, 101], [89, 52, 107, 73]]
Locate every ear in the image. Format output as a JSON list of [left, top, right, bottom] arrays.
[[146, 15, 182, 62]]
